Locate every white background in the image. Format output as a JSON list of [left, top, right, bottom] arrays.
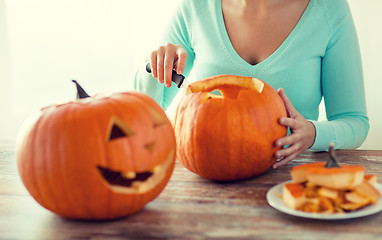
[[0, 0, 381, 149]]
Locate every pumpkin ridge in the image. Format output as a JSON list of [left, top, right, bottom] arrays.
[[176, 95, 191, 172], [174, 95, 188, 169], [41, 109, 69, 215], [93, 105, 115, 218], [192, 93, 208, 177], [81, 105, 112, 218], [223, 97, 235, 179], [63, 106, 97, 217], [24, 113, 52, 212]]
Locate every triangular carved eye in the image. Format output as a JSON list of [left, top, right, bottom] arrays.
[[109, 124, 126, 140], [108, 117, 134, 141], [144, 142, 155, 153]]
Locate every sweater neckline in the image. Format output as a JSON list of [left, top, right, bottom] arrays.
[[215, 0, 313, 70]]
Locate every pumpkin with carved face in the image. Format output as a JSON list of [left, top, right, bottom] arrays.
[[16, 81, 176, 220]]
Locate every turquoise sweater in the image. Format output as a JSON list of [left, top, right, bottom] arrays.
[[133, 0, 369, 151]]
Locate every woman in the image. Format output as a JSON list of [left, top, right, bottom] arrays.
[[132, 0, 369, 168]]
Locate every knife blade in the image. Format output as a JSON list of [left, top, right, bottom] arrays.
[[145, 62, 185, 88]]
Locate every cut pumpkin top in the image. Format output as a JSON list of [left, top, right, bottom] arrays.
[[292, 162, 365, 175]]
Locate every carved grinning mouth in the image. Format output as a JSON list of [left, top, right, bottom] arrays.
[[97, 149, 175, 194], [97, 166, 153, 188]]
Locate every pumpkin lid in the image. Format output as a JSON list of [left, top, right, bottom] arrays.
[[292, 162, 364, 174], [307, 165, 365, 175], [291, 162, 326, 172]]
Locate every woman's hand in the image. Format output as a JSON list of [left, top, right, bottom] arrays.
[[150, 43, 187, 88], [273, 88, 316, 168]]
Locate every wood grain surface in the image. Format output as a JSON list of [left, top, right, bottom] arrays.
[[1, 139, 382, 240]]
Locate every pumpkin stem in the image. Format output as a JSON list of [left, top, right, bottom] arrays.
[[72, 80, 90, 99], [326, 142, 341, 168]]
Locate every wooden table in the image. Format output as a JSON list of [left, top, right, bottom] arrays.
[[2, 139, 382, 240]]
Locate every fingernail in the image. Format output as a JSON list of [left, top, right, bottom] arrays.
[[177, 69, 183, 75]]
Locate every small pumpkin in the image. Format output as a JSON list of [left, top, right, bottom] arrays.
[[16, 81, 176, 220], [172, 75, 287, 181]]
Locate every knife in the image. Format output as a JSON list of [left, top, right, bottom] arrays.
[[145, 62, 185, 88]]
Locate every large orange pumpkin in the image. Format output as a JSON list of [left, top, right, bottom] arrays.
[[16, 81, 176, 220], [172, 75, 287, 181]]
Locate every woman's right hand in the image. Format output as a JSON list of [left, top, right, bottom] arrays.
[[150, 43, 187, 88]]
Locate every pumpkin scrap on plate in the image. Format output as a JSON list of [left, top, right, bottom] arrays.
[[283, 143, 381, 214]]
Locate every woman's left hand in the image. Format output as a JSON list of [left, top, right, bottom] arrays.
[[273, 88, 316, 168]]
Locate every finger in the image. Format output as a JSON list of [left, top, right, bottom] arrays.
[[277, 88, 298, 118], [279, 117, 300, 129], [273, 144, 303, 168], [275, 142, 302, 159], [150, 52, 158, 79], [273, 152, 299, 168], [164, 49, 175, 87], [275, 133, 300, 148], [272, 157, 291, 169], [156, 46, 166, 83], [176, 47, 187, 75]]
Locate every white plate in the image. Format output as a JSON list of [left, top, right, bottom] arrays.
[[266, 181, 382, 220]]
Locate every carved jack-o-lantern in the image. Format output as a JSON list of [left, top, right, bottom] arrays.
[[16, 81, 176, 220]]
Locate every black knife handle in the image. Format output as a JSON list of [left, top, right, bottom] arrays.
[[146, 62, 185, 88]]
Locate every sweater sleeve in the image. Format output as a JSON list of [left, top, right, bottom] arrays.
[[131, 0, 195, 110], [310, 0, 369, 151]]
